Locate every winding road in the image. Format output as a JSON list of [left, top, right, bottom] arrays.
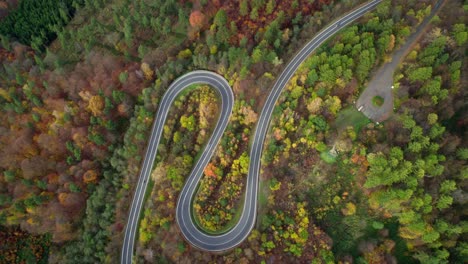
[[122, 0, 382, 262]]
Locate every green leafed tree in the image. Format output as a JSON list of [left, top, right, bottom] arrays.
[[408, 66, 433, 83], [213, 9, 227, 28]]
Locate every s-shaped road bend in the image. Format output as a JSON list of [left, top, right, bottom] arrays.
[[122, 0, 382, 262]]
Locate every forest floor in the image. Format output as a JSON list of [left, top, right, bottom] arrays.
[[356, 0, 447, 122]]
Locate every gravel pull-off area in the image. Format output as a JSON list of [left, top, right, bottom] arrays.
[[356, 0, 447, 122]]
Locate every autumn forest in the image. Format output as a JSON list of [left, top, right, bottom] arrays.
[[0, 0, 466, 263]]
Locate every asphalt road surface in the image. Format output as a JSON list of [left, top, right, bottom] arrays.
[[121, 71, 234, 263], [122, 0, 382, 262]]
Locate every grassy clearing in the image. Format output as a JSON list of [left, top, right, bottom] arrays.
[[258, 179, 269, 209], [320, 151, 337, 164], [372, 95, 384, 107], [256, 178, 271, 228], [335, 106, 371, 133], [136, 175, 155, 243]]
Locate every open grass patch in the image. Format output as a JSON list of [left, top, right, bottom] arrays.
[[372, 95, 384, 107], [258, 179, 269, 209], [254, 177, 271, 231], [335, 106, 371, 133], [320, 151, 337, 164]]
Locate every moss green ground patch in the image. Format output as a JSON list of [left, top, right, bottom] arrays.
[[256, 178, 271, 229], [335, 106, 371, 133], [372, 95, 384, 107], [258, 179, 269, 209], [320, 150, 337, 164]]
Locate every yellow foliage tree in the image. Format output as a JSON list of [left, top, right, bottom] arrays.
[[307, 97, 323, 114], [83, 170, 98, 184], [0, 88, 11, 101], [141, 62, 154, 80], [58, 193, 68, 205], [177, 49, 192, 59], [88, 95, 104, 116], [342, 202, 357, 216]]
